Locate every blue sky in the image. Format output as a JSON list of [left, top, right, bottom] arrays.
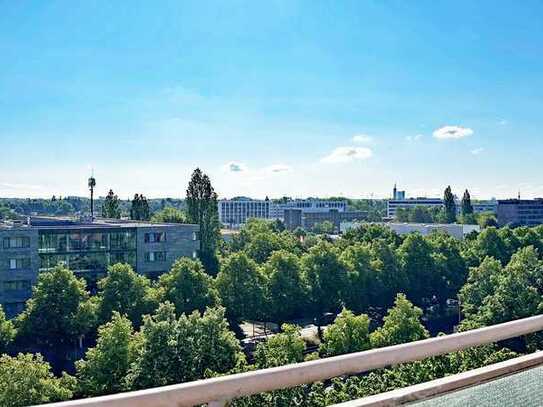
[[1, 1, 542, 200]]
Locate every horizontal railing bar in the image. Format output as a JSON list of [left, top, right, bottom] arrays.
[[332, 351, 543, 406], [41, 314, 543, 407]]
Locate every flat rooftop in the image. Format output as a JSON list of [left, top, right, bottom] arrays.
[[0, 216, 198, 230]]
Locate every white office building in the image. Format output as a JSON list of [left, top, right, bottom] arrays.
[[387, 198, 444, 218], [269, 199, 348, 220], [218, 198, 271, 227]]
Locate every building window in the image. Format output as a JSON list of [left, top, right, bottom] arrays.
[[3, 302, 25, 317], [3, 280, 31, 291], [145, 251, 167, 263], [3, 237, 30, 249], [144, 232, 166, 243], [192, 231, 199, 241], [8, 258, 31, 270]]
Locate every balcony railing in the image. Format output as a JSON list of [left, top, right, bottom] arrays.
[[41, 314, 543, 407]]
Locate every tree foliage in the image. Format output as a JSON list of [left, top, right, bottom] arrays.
[[255, 324, 305, 368], [96, 263, 157, 327], [320, 309, 371, 357], [16, 266, 96, 362], [101, 189, 121, 219], [370, 294, 429, 348], [76, 313, 135, 397], [0, 353, 76, 407], [186, 168, 220, 274], [157, 258, 219, 316]]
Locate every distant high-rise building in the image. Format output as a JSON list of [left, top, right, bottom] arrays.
[[392, 184, 406, 200], [497, 199, 543, 226]]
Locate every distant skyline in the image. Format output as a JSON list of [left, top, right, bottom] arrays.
[[1, 1, 543, 200]]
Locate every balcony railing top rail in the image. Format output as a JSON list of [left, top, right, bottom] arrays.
[[41, 314, 543, 407]]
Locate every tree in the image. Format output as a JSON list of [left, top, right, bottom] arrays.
[[186, 168, 221, 275], [312, 221, 335, 235], [76, 313, 135, 397], [157, 258, 219, 316], [370, 294, 429, 348], [320, 309, 371, 357], [96, 263, 157, 327], [150, 207, 187, 224], [472, 227, 509, 265], [443, 186, 457, 223], [263, 251, 306, 325], [0, 353, 76, 407], [126, 303, 243, 389], [478, 212, 498, 228], [0, 306, 15, 354], [461, 190, 474, 216], [369, 240, 408, 309], [408, 206, 434, 224], [16, 266, 96, 368], [340, 243, 375, 312], [101, 189, 121, 219], [216, 253, 265, 322], [458, 257, 503, 319], [474, 247, 543, 327], [302, 242, 348, 324], [397, 233, 436, 305], [130, 194, 150, 221], [428, 233, 467, 305], [255, 324, 305, 368]]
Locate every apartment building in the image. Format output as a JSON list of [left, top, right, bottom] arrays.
[[0, 217, 199, 317]]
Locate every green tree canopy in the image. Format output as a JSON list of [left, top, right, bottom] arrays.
[[263, 250, 306, 324], [301, 242, 349, 320], [255, 324, 305, 369], [76, 313, 135, 397], [150, 207, 187, 224], [130, 194, 150, 221], [157, 258, 219, 316], [216, 253, 265, 322], [101, 189, 121, 219], [370, 294, 429, 348], [186, 168, 221, 275], [0, 306, 15, 354], [126, 303, 243, 390], [16, 266, 96, 362], [96, 263, 157, 327], [443, 186, 457, 224], [0, 353, 76, 407], [397, 233, 437, 305], [320, 309, 371, 357]]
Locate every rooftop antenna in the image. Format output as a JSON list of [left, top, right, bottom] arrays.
[[88, 170, 96, 221]]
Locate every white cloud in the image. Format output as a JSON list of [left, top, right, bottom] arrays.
[[266, 164, 292, 174], [352, 134, 372, 144], [321, 146, 373, 164], [223, 161, 248, 173], [433, 126, 474, 140], [471, 148, 484, 155], [406, 134, 423, 143]]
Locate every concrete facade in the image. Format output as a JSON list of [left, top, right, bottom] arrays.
[[0, 218, 199, 317], [497, 199, 543, 226], [340, 221, 480, 240]]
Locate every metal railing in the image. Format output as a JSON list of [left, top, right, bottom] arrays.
[[42, 315, 543, 407]]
